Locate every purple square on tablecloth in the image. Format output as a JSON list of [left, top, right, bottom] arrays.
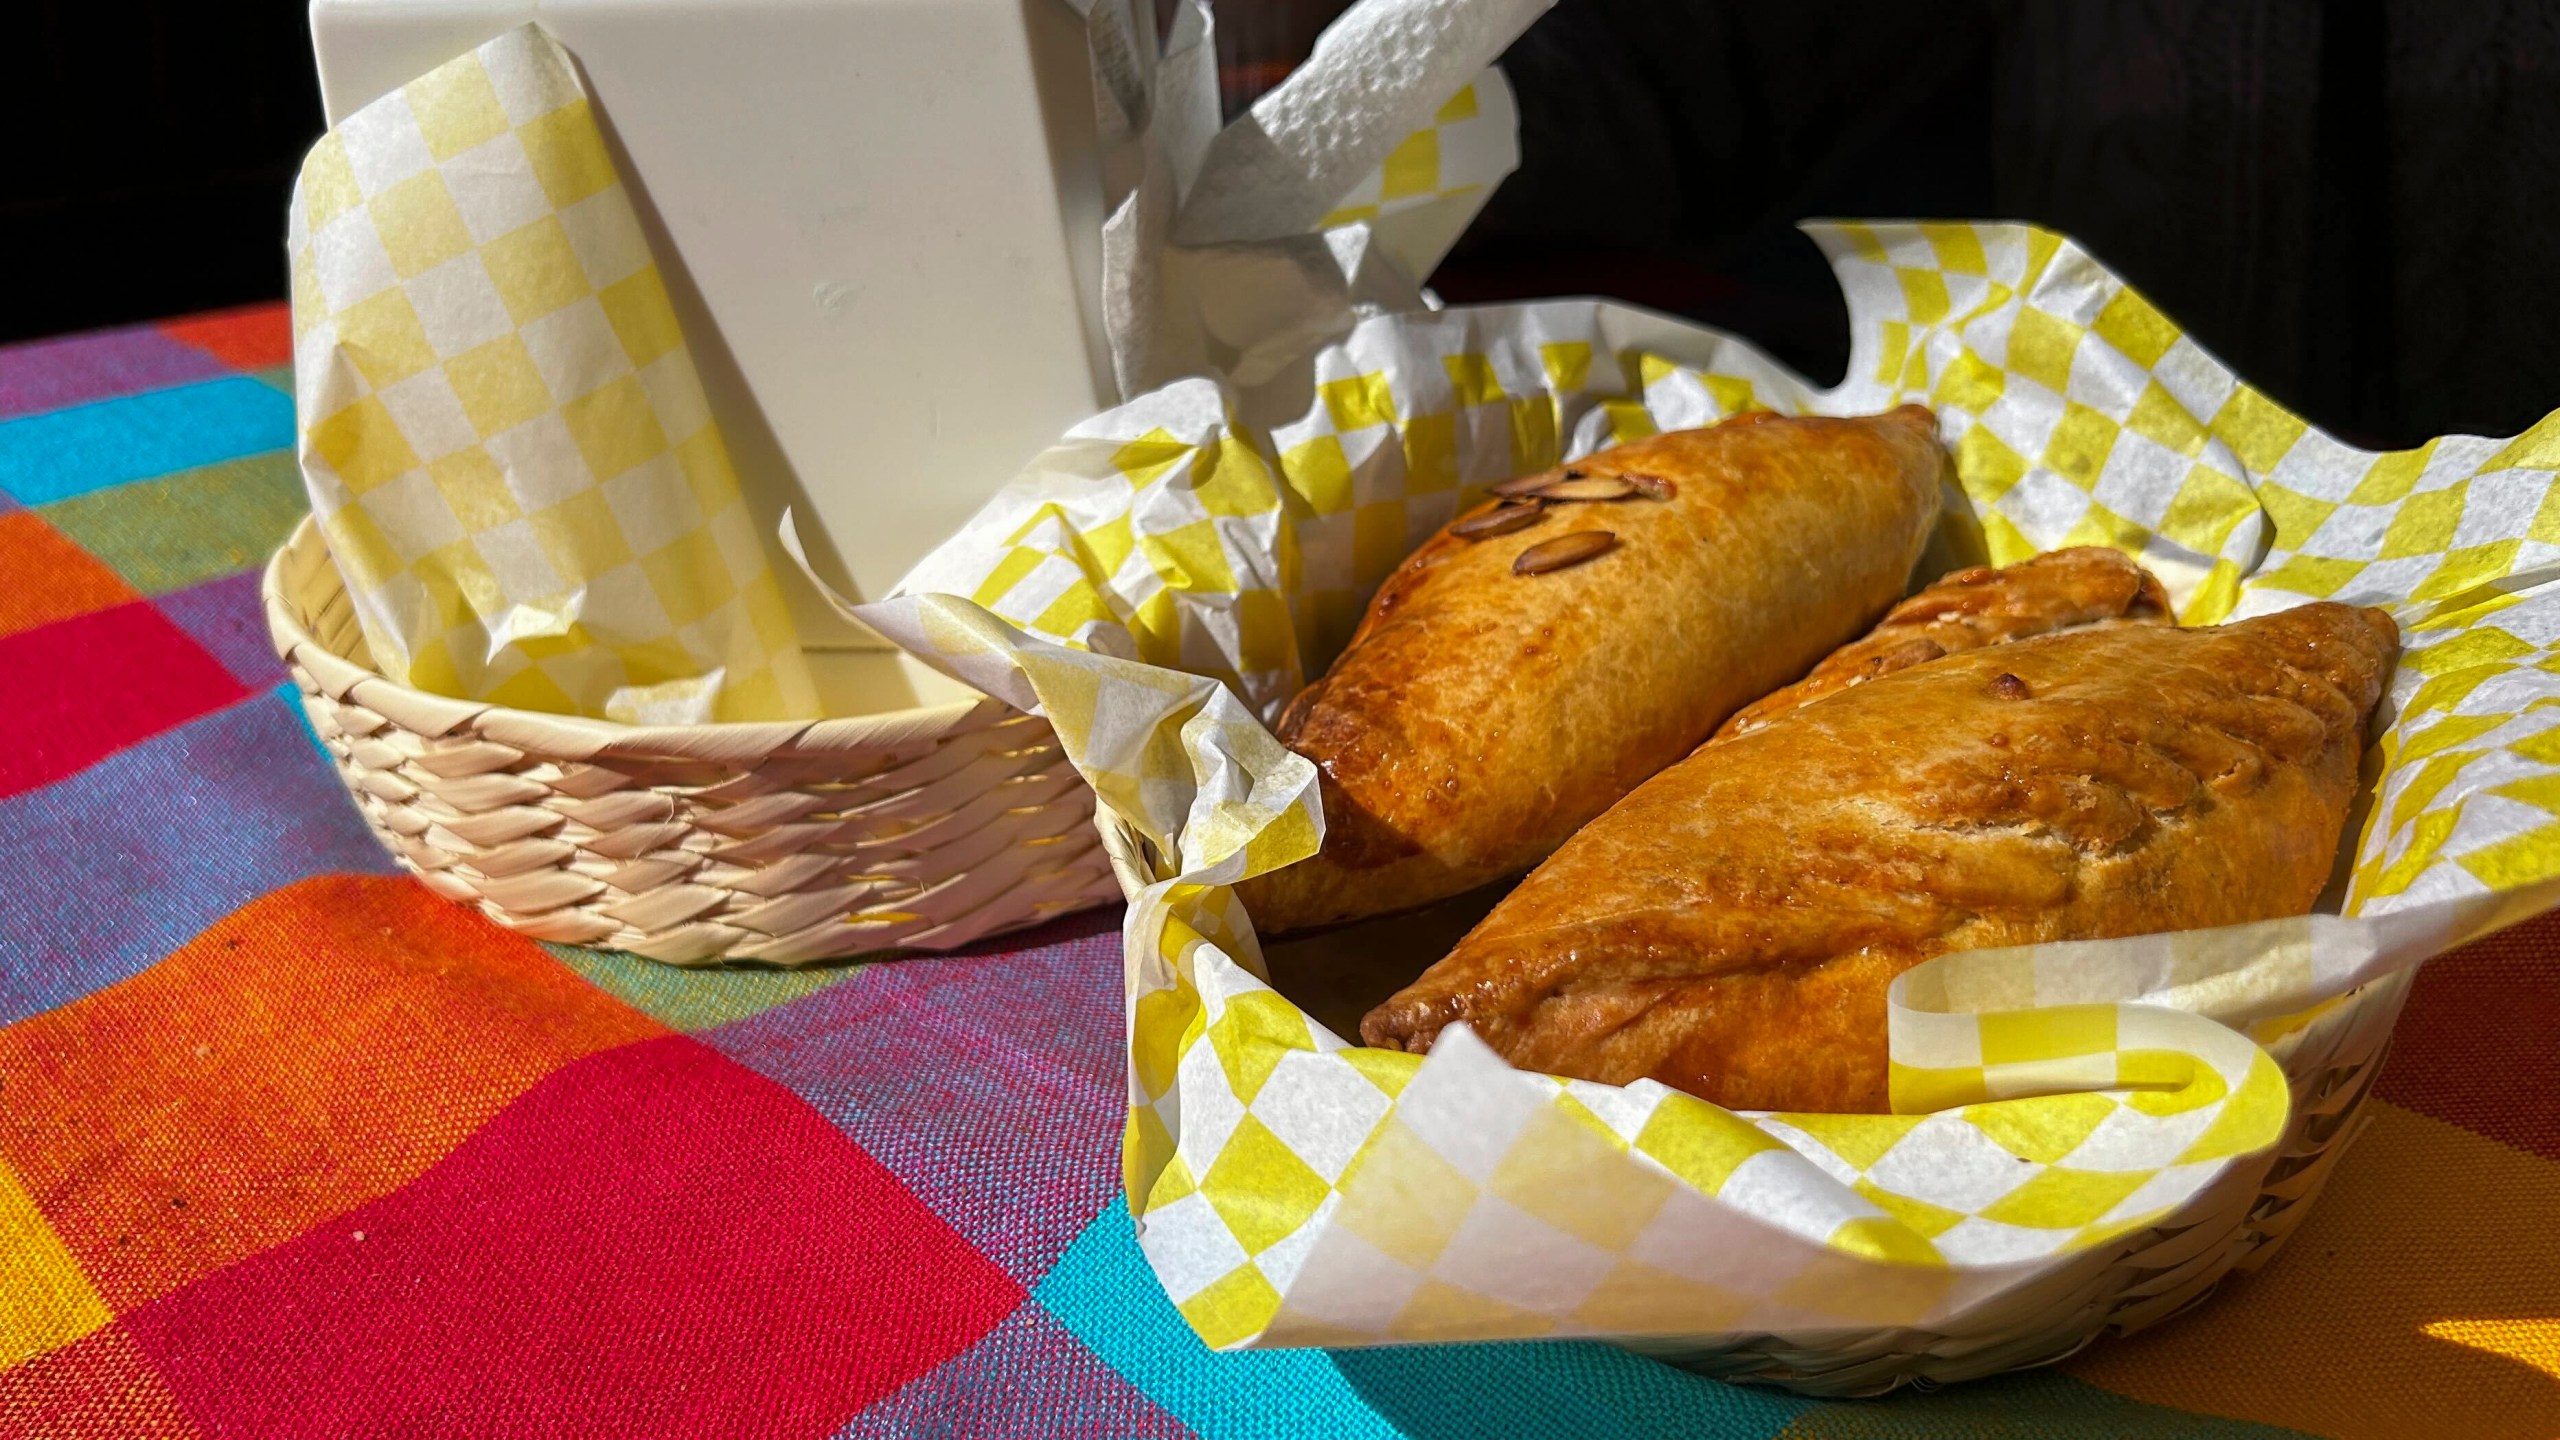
[[0, 325, 233, 424], [0, 690, 394, 1023], [702, 912, 1128, 1288], [833, 1298, 1192, 1440], [156, 569, 287, 690]]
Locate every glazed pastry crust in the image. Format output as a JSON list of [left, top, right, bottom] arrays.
[[1361, 601, 2400, 1114], [1237, 406, 1948, 936], [1713, 545, 2172, 742]]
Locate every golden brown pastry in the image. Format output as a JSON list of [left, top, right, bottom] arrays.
[[1361, 600, 2399, 1113], [1238, 407, 1949, 935], [1713, 545, 2173, 742]]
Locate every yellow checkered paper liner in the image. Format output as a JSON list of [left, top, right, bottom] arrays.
[[1315, 72, 1519, 289], [1316, 76, 1511, 231], [288, 25, 814, 723], [857, 221, 2560, 1349]]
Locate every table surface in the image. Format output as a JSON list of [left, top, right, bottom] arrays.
[[1, 305, 2554, 1440]]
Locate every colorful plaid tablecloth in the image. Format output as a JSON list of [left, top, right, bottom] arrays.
[[2, 304, 2555, 1440]]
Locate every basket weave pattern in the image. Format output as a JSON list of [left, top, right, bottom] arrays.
[[266, 518, 1120, 965]]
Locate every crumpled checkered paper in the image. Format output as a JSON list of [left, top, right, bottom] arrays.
[[1097, 0, 1541, 395], [285, 1, 1531, 723], [287, 26, 815, 723], [852, 221, 2560, 1351]]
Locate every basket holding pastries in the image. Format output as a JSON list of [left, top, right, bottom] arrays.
[[850, 223, 2560, 1391]]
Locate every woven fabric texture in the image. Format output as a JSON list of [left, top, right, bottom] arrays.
[[0, 304, 2554, 1438]]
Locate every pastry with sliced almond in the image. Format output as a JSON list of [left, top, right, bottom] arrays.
[[1235, 406, 1949, 936]]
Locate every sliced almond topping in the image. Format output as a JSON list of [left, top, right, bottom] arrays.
[[1622, 472, 1678, 500], [1450, 503, 1544, 540], [1535, 475, 1638, 501], [1513, 531, 1617, 575], [1490, 473, 1554, 498]]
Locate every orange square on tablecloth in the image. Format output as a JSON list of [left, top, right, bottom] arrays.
[[0, 513, 140, 640], [0, 874, 666, 1312], [158, 305, 293, 372], [0, 1323, 199, 1439]]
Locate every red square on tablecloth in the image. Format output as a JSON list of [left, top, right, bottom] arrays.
[[128, 1034, 1023, 1440], [0, 600, 247, 797], [0, 874, 665, 1312]]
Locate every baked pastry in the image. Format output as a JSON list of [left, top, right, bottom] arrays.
[[1237, 406, 1949, 935], [1361, 598, 2399, 1113], [1713, 545, 2173, 742]]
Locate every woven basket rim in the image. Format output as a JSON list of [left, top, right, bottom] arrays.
[[263, 513, 995, 759]]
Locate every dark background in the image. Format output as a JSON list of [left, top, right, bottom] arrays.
[[10, 0, 321, 347], [10, 0, 2559, 449]]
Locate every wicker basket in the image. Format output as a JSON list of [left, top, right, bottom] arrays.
[[266, 515, 1121, 964], [1664, 970, 2409, 1395], [1097, 816, 2407, 1396]]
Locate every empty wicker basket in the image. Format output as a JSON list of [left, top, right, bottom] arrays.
[[265, 515, 1120, 964]]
